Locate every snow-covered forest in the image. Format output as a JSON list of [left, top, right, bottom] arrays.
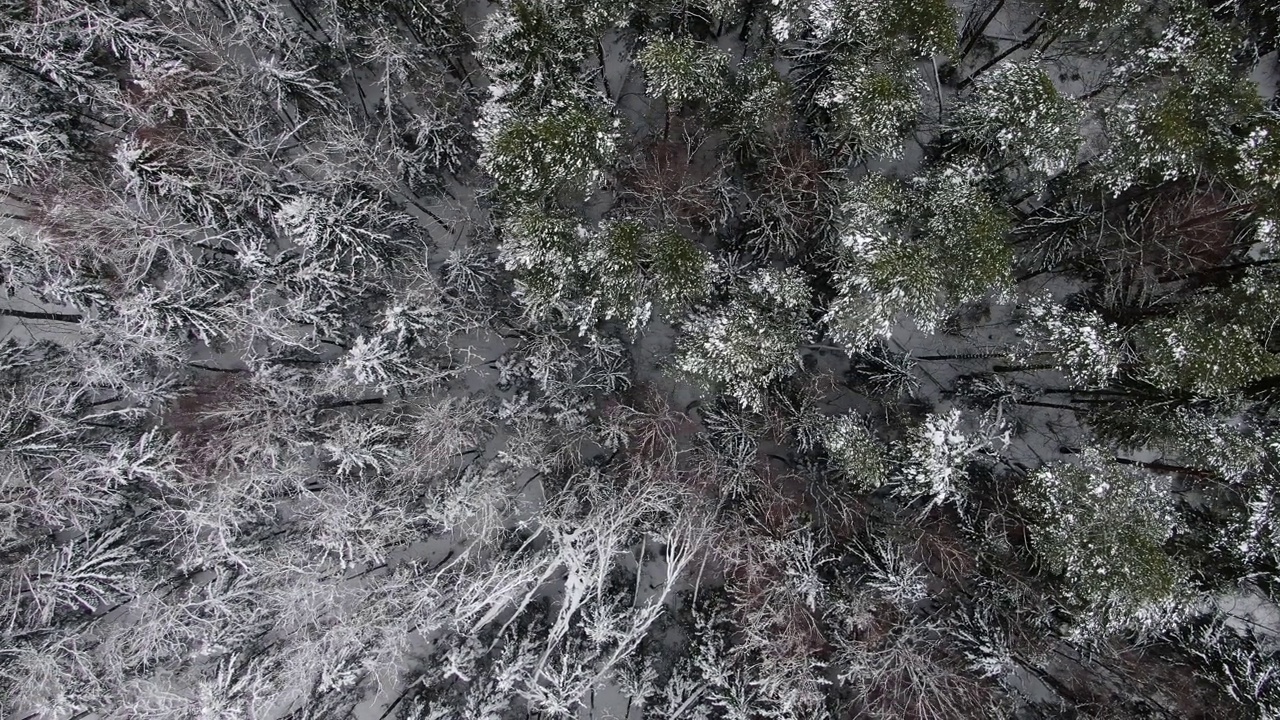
[[3, 0, 1280, 717]]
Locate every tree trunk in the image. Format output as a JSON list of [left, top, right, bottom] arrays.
[[958, 27, 1046, 90], [317, 397, 385, 410], [1113, 456, 1215, 478], [188, 362, 248, 373], [597, 39, 612, 99], [1014, 399, 1080, 411], [739, 0, 758, 42], [956, 0, 1007, 64], [1040, 387, 1130, 396], [1016, 267, 1052, 283], [993, 363, 1053, 373], [915, 352, 1010, 360], [0, 307, 82, 323]]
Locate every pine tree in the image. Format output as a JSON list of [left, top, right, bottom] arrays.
[[584, 221, 712, 332], [1021, 448, 1187, 634], [1138, 314, 1280, 397], [675, 266, 813, 410], [1021, 297, 1129, 388], [480, 95, 619, 207], [952, 58, 1084, 179], [824, 167, 1012, 351], [896, 406, 1007, 510], [1134, 281, 1280, 398], [816, 54, 923, 159], [721, 57, 792, 156], [639, 35, 731, 107], [1096, 1, 1263, 191], [479, 0, 621, 107], [821, 413, 890, 491]]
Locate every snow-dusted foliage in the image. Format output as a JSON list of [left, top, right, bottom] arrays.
[[1096, 2, 1262, 192], [817, 57, 923, 158], [1138, 313, 1280, 397], [480, 97, 619, 205], [896, 407, 1007, 510], [479, 0, 622, 105], [1021, 298, 1128, 387], [638, 36, 730, 105], [498, 208, 586, 314], [1042, 0, 1145, 34], [3, 0, 1279, 717], [1022, 448, 1186, 634], [1235, 120, 1280, 193], [498, 212, 710, 332], [822, 413, 890, 491], [582, 220, 713, 333], [676, 267, 812, 409], [1181, 615, 1280, 719], [825, 168, 1011, 351], [953, 59, 1083, 177], [772, 0, 957, 55], [723, 56, 793, 154], [0, 70, 70, 183]]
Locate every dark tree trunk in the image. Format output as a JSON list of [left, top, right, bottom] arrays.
[[958, 27, 1047, 89], [956, 0, 1007, 64], [0, 307, 82, 323]]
